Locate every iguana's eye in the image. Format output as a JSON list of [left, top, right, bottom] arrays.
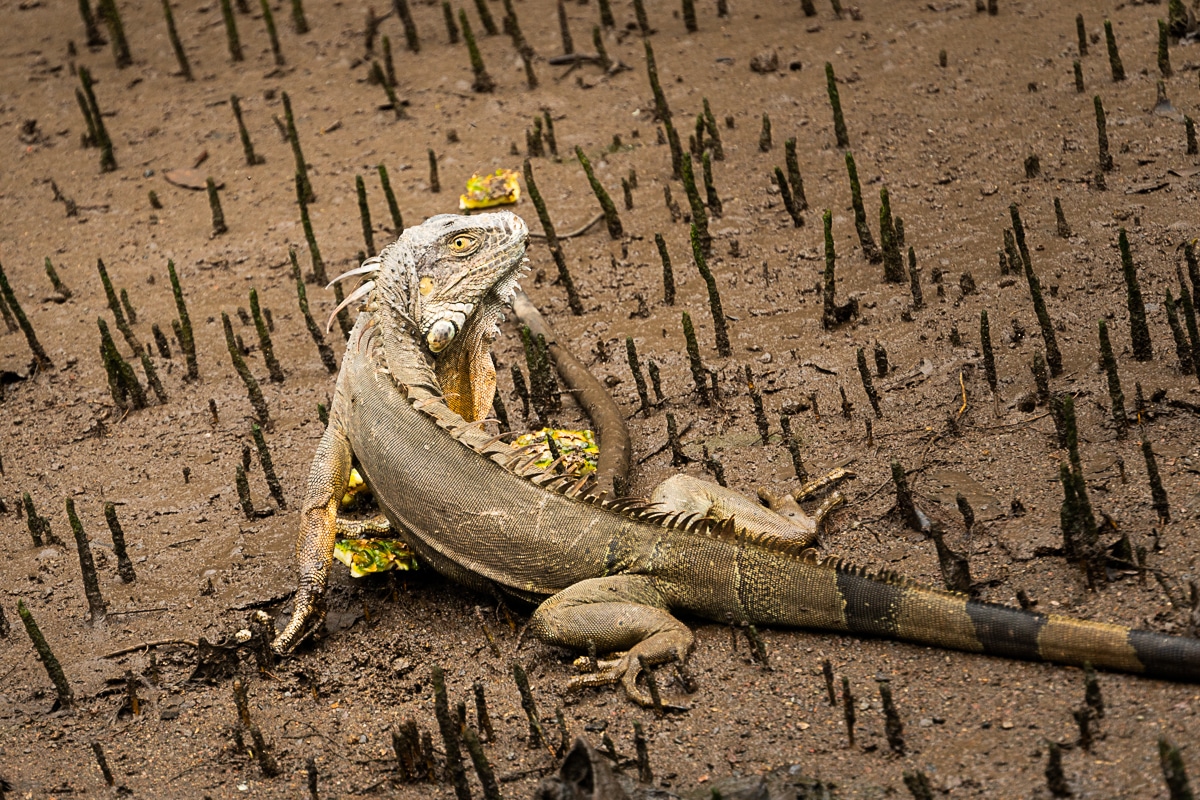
[[449, 234, 477, 253], [419, 276, 435, 296]]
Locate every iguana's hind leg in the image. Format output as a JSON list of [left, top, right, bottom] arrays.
[[529, 576, 693, 707], [650, 474, 821, 547]]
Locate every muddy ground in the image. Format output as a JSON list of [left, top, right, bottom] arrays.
[[2, 0, 1200, 796]]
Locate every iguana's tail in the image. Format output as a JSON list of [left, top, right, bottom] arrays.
[[760, 556, 1200, 681]]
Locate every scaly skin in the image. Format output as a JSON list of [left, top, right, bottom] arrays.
[[273, 212, 1200, 704]]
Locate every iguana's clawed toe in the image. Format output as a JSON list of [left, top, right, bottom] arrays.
[[621, 660, 655, 707], [812, 491, 846, 528], [572, 654, 621, 673], [567, 654, 656, 707], [271, 593, 327, 655], [794, 467, 856, 501], [567, 658, 626, 691], [333, 514, 392, 537]]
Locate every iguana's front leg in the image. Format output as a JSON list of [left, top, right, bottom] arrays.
[[529, 576, 694, 706], [272, 418, 353, 655]]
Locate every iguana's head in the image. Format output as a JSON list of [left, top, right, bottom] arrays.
[[330, 211, 529, 421]]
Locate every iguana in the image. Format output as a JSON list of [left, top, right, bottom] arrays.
[[272, 211, 1200, 703]]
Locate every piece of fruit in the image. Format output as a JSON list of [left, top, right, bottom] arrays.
[[459, 169, 520, 210], [333, 538, 419, 578]]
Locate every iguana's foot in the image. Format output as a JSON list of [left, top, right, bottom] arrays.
[[756, 487, 847, 543], [271, 587, 327, 655], [652, 474, 818, 546], [569, 653, 656, 706], [334, 514, 391, 537], [568, 652, 694, 708]]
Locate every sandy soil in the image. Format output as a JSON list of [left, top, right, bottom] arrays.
[[2, 0, 1200, 796]]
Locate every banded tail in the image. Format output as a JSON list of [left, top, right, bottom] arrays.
[[754, 554, 1200, 681], [834, 565, 1200, 681]]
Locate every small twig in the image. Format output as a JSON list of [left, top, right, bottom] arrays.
[[101, 639, 199, 659], [860, 462, 930, 504], [919, 433, 944, 467], [637, 421, 695, 464], [528, 212, 603, 240], [107, 607, 170, 617], [168, 537, 203, 548], [871, 425, 940, 440], [547, 52, 603, 66], [977, 411, 1051, 431], [474, 606, 502, 658], [497, 766, 556, 783]]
